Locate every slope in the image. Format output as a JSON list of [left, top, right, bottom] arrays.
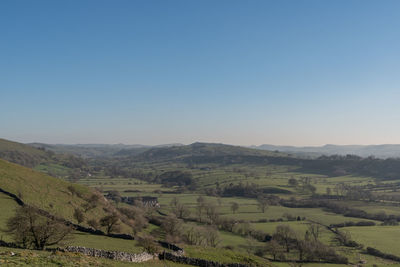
[[0, 159, 130, 232], [0, 138, 87, 179], [131, 142, 289, 162]]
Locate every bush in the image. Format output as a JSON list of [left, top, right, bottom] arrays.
[[137, 235, 159, 254]]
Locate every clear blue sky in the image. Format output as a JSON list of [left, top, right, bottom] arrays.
[[1, 0, 400, 146]]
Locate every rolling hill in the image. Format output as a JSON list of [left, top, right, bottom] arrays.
[[29, 143, 184, 158], [0, 138, 88, 180], [252, 144, 400, 159], [130, 142, 289, 162], [0, 138, 54, 167]]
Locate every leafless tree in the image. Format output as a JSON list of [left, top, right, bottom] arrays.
[[183, 226, 205, 246], [73, 208, 84, 224], [205, 226, 220, 247], [265, 239, 281, 260], [257, 196, 269, 213], [100, 213, 121, 234], [273, 225, 295, 252], [307, 223, 321, 241], [5, 206, 72, 250], [230, 202, 239, 214], [161, 215, 182, 237]]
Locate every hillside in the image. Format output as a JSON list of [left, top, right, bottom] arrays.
[[131, 142, 288, 162], [0, 138, 88, 180], [253, 144, 400, 159], [0, 159, 130, 232], [29, 143, 184, 158], [0, 138, 54, 167], [29, 143, 151, 158]]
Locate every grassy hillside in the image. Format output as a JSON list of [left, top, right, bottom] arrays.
[[0, 138, 88, 180], [132, 142, 288, 162], [30, 143, 152, 158], [0, 138, 52, 167], [0, 159, 130, 232]]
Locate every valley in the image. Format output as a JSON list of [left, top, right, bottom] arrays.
[[2, 139, 400, 266]]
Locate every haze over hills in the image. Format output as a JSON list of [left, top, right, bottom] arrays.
[[251, 144, 400, 159], [122, 142, 287, 161], [25, 140, 400, 159], [29, 142, 184, 158]]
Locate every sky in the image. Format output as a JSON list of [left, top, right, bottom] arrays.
[[1, 0, 400, 146]]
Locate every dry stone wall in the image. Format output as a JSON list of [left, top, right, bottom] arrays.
[[60, 246, 154, 262]]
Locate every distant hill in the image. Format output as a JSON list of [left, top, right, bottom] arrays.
[[0, 138, 87, 179], [131, 142, 288, 163], [29, 143, 150, 158], [0, 158, 130, 231], [29, 143, 184, 158], [0, 138, 54, 167], [251, 144, 400, 159]]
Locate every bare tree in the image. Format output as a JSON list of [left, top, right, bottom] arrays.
[[273, 225, 295, 252], [73, 208, 84, 224], [100, 213, 121, 234], [161, 215, 182, 237], [196, 196, 206, 222], [307, 223, 321, 241], [205, 202, 219, 224], [205, 226, 220, 247], [265, 239, 281, 260], [173, 202, 191, 219], [326, 187, 332, 195], [170, 197, 179, 208], [230, 202, 239, 214], [118, 206, 148, 234], [257, 196, 269, 213], [137, 234, 159, 254], [5, 206, 72, 250], [183, 226, 205, 246]]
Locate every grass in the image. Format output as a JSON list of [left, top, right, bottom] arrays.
[[65, 231, 142, 253], [34, 163, 72, 178], [0, 159, 132, 232], [29, 155, 400, 266], [0, 247, 192, 266], [7, 140, 400, 266], [0, 193, 18, 242], [0, 138, 48, 159], [183, 245, 271, 266], [345, 225, 400, 256]]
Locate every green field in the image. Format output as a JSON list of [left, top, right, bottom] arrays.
[[346, 226, 400, 256]]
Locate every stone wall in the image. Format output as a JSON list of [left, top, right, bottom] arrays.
[[158, 240, 184, 253], [0, 240, 23, 249], [0, 240, 250, 267], [59, 246, 154, 262], [366, 247, 400, 262]]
